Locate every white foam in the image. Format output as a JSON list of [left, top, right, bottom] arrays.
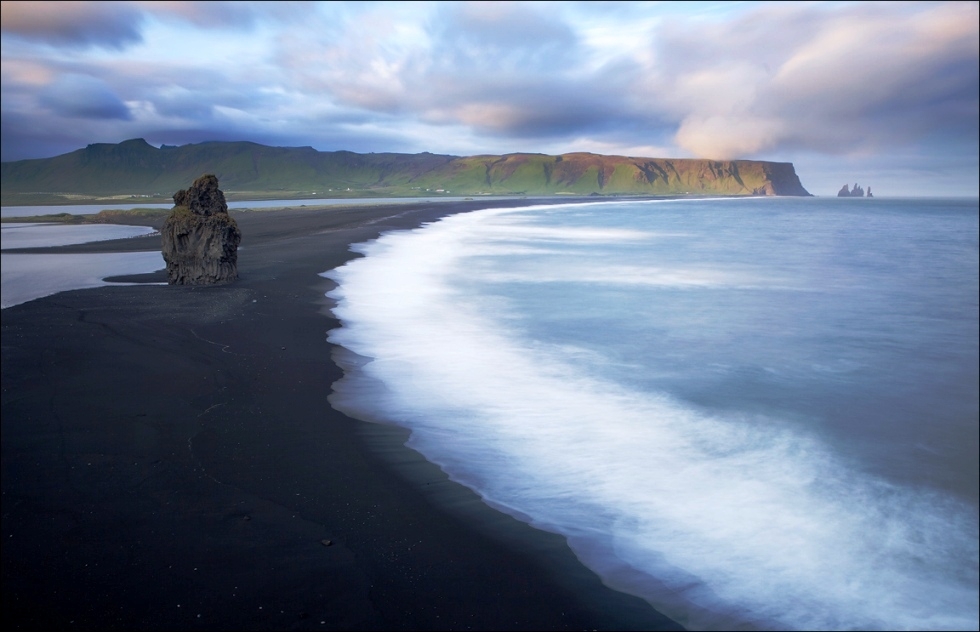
[[324, 202, 979, 631]]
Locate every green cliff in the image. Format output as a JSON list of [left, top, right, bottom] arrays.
[[1, 139, 810, 205]]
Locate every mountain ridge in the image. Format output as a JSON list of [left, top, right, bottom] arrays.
[[1, 138, 811, 205]]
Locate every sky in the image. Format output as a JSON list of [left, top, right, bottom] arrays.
[[1, 1, 978, 197]]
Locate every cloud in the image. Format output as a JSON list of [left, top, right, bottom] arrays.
[[0, 1, 305, 50], [37, 74, 132, 120], [675, 115, 785, 160], [274, 1, 655, 147], [269, 1, 977, 162], [428, 1, 582, 72], [137, 0, 309, 29], [0, 1, 977, 195], [643, 1, 980, 159], [0, 1, 145, 49]]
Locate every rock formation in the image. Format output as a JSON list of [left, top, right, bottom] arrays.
[[838, 183, 867, 197], [161, 174, 241, 285]]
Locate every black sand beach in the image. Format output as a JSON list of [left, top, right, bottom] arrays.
[[1, 201, 681, 630]]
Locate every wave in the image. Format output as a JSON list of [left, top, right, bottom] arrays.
[[323, 201, 979, 630]]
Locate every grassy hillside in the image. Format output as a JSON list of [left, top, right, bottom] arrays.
[[1, 139, 810, 205]]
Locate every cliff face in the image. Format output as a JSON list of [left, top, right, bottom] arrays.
[[161, 174, 241, 285], [0, 139, 812, 202], [759, 162, 812, 196], [444, 154, 811, 196]]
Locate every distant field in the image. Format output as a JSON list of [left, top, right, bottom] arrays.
[[0, 208, 173, 226]]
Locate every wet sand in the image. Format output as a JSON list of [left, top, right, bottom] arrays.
[[1, 200, 681, 630]]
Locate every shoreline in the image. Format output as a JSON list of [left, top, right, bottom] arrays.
[[1, 200, 681, 630]]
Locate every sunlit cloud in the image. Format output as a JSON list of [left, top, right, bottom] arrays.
[[645, 1, 979, 160]]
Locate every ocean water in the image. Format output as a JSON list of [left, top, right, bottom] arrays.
[[323, 197, 979, 631], [0, 223, 164, 309]]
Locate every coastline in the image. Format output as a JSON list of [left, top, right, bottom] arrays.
[[1, 200, 681, 630]]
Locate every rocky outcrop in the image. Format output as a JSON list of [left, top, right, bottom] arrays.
[[161, 174, 241, 285], [838, 183, 866, 197], [758, 162, 811, 196]]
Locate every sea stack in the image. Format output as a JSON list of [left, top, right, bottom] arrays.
[[838, 183, 867, 197], [161, 174, 241, 285]]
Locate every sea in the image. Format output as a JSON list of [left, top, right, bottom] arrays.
[[0, 222, 164, 309], [323, 196, 979, 631]]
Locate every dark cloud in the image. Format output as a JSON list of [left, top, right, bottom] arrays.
[[142, 82, 283, 122], [139, 122, 431, 156], [148, 92, 217, 121], [37, 74, 131, 120], [0, 1, 145, 49], [0, 1, 306, 50], [416, 80, 639, 140], [0, 112, 83, 162]]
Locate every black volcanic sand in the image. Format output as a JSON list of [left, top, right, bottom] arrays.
[[1, 201, 682, 631]]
